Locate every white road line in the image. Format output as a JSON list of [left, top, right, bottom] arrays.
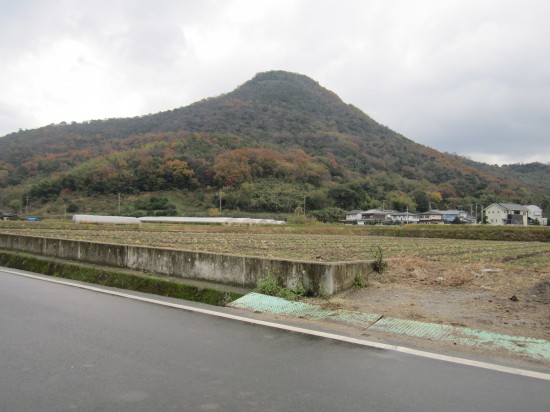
[[3, 267, 550, 382]]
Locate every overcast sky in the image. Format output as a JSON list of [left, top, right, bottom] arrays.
[[1, 0, 549, 165]]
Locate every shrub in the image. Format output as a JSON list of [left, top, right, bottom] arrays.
[[309, 207, 345, 223]]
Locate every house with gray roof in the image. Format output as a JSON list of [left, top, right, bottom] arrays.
[[390, 211, 419, 224], [417, 210, 444, 224], [345, 210, 364, 224], [344, 209, 397, 225], [484, 203, 528, 226]]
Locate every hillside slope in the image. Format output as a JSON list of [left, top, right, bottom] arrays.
[[0, 70, 548, 215]]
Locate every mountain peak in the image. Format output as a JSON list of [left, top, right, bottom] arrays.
[[245, 70, 323, 89], [228, 70, 344, 109]]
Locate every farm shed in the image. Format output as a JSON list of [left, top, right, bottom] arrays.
[[1, 212, 18, 221]]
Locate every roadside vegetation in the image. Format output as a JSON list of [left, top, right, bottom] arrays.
[[256, 274, 306, 300], [0, 250, 242, 306]]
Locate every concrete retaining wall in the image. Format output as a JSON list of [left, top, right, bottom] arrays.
[[0, 233, 373, 296]]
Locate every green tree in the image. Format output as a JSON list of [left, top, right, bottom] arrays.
[[309, 207, 345, 223], [328, 182, 365, 209], [413, 191, 430, 212], [8, 199, 22, 213], [386, 190, 416, 212]]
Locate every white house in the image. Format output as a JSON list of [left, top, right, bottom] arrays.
[[417, 210, 444, 224], [357, 209, 395, 225], [345, 210, 363, 224], [525, 205, 547, 226], [439, 209, 472, 224], [390, 211, 419, 224], [344, 209, 396, 225], [484, 203, 528, 226]]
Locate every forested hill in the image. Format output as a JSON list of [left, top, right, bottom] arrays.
[[0, 70, 548, 214]]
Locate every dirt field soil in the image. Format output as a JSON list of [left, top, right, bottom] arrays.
[[307, 257, 550, 341]]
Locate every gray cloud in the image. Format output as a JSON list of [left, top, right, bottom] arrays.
[[0, 0, 549, 165]]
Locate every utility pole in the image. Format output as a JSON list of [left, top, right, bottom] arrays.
[[303, 196, 306, 215], [118, 193, 121, 215], [25, 196, 29, 215], [219, 191, 222, 213]]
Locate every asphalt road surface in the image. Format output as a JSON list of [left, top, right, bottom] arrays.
[[1, 268, 548, 411]]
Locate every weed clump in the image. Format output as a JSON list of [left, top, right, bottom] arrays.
[[256, 274, 280, 296], [372, 246, 388, 273], [256, 273, 305, 301], [352, 274, 368, 289]]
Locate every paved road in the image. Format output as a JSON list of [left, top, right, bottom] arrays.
[[1, 268, 548, 411]]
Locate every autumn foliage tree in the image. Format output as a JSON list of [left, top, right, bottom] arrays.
[[213, 148, 329, 187]]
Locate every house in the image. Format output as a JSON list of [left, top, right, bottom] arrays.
[[345, 210, 363, 224], [417, 210, 444, 224], [344, 209, 396, 225], [357, 209, 395, 225], [390, 211, 419, 224], [439, 209, 472, 224], [484, 203, 528, 226], [525, 205, 547, 226]]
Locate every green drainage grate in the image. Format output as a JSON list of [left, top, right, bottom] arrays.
[[229, 293, 550, 361], [229, 292, 382, 326], [370, 318, 550, 360]]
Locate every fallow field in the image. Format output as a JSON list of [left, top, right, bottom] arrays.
[[0, 220, 548, 267]]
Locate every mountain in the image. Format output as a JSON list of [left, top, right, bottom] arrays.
[[0, 70, 548, 216]]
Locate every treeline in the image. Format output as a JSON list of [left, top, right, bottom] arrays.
[[22, 134, 547, 217], [25, 142, 337, 198]]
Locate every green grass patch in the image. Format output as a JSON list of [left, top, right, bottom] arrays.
[[0, 250, 243, 306], [256, 273, 306, 301]]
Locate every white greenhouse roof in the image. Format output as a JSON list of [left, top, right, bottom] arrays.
[[72, 215, 142, 225], [138, 216, 286, 225]]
